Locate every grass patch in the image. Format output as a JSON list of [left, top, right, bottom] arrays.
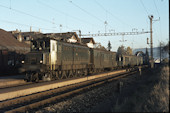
[[112, 65, 169, 112], [144, 66, 169, 112]]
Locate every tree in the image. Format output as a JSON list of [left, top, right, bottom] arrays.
[[95, 42, 107, 50], [107, 41, 112, 51], [117, 45, 133, 56], [117, 45, 126, 56], [157, 41, 169, 61], [162, 41, 169, 54], [126, 46, 133, 55]]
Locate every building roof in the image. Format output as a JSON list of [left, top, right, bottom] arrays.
[[81, 38, 95, 44], [0, 29, 30, 53], [45, 32, 80, 42], [11, 31, 80, 43], [12, 31, 44, 40]]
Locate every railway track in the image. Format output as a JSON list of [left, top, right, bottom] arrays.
[[0, 68, 124, 89], [0, 66, 147, 113]]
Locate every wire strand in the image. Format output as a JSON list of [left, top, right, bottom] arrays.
[[94, 0, 133, 28], [0, 4, 74, 30], [140, 0, 149, 16], [153, 0, 160, 17], [37, 0, 104, 28], [0, 19, 55, 31], [69, 1, 104, 23]]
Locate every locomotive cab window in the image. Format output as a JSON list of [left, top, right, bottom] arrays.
[[31, 40, 50, 51], [31, 41, 37, 50], [121, 57, 123, 61], [119, 57, 122, 61]]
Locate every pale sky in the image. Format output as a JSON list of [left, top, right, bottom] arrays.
[[0, 0, 169, 51]]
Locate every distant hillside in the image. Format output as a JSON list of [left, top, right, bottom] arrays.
[[133, 47, 169, 59]]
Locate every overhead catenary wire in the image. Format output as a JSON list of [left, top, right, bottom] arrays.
[[9, 0, 11, 9], [69, 1, 104, 23], [0, 19, 55, 31], [0, 4, 73, 31], [153, 0, 162, 42], [37, 0, 104, 29], [94, 0, 133, 28], [139, 0, 149, 16], [153, 0, 160, 17], [93, 0, 115, 30], [69, 0, 118, 33], [0, 4, 53, 24]]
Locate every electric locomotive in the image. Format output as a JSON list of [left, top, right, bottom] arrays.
[[20, 37, 92, 82]]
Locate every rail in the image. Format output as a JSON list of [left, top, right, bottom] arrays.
[[0, 66, 148, 113]]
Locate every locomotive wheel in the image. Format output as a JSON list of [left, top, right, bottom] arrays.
[[67, 70, 71, 78], [29, 73, 39, 82], [42, 73, 52, 81], [55, 71, 59, 80], [77, 70, 81, 77], [74, 70, 78, 77], [25, 73, 31, 82], [72, 70, 76, 77], [83, 69, 88, 76], [34, 73, 39, 82], [68, 70, 74, 78], [79, 69, 83, 77], [94, 69, 98, 74], [57, 71, 62, 79], [66, 70, 70, 78], [61, 71, 67, 79]]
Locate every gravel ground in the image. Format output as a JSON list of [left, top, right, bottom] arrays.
[[34, 68, 151, 113]]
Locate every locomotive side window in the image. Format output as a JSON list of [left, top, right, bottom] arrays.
[[121, 57, 123, 61], [119, 57, 121, 61]]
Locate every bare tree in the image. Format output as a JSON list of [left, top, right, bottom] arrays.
[[126, 46, 133, 55], [156, 41, 169, 63], [95, 42, 107, 50], [162, 41, 169, 54], [162, 41, 169, 63]]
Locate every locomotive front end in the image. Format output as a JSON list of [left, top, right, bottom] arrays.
[[21, 52, 49, 82], [20, 38, 50, 82]]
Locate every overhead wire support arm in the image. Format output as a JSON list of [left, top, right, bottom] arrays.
[[81, 31, 150, 37]]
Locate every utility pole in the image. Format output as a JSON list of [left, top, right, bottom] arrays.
[[79, 30, 81, 43], [104, 21, 108, 34], [119, 34, 127, 46], [149, 15, 154, 68], [60, 24, 62, 33], [160, 42, 162, 64]]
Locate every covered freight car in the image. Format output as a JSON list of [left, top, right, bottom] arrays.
[[117, 54, 143, 68], [90, 48, 117, 72]]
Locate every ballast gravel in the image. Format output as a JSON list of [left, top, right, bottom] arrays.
[[35, 72, 141, 113]]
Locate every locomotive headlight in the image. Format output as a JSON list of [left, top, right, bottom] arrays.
[[40, 60, 43, 63], [21, 60, 24, 64]]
